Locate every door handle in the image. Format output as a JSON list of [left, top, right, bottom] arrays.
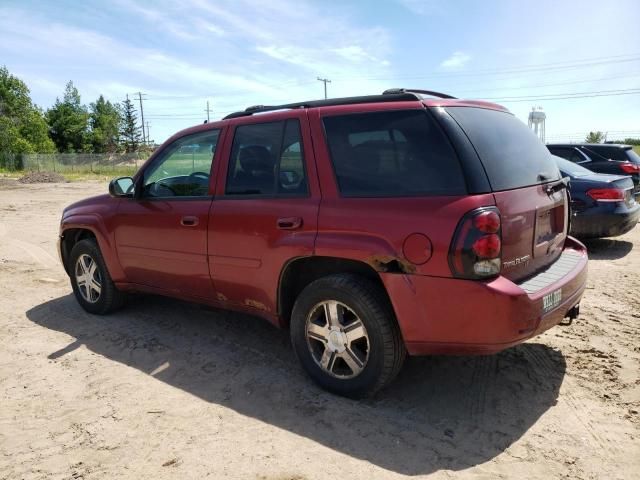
[[277, 216, 303, 230], [180, 216, 199, 227]]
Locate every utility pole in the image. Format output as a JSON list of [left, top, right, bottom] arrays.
[[205, 100, 211, 122], [317, 77, 331, 99], [136, 92, 147, 145], [145, 121, 151, 145]]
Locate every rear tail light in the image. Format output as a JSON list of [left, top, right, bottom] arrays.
[[586, 188, 625, 202], [449, 207, 502, 279], [620, 162, 640, 174]]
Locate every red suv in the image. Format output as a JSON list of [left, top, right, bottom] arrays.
[[59, 89, 588, 397]]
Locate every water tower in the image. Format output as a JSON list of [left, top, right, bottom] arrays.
[[528, 106, 546, 143]]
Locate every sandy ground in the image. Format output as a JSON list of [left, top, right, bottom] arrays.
[[0, 179, 638, 480]]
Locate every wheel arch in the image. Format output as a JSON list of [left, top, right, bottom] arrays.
[[277, 256, 396, 327], [60, 215, 123, 280]]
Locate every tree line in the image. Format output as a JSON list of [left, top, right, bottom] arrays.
[[0, 66, 145, 155]]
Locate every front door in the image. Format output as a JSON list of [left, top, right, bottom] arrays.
[[208, 113, 320, 316], [114, 129, 222, 299]]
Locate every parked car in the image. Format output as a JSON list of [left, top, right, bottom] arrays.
[[547, 143, 640, 195], [555, 156, 639, 238], [59, 88, 588, 397]]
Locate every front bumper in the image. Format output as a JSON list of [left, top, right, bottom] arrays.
[[381, 236, 588, 355]]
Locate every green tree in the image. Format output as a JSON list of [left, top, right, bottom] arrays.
[[585, 131, 604, 143], [46, 81, 90, 152], [119, 96, 141, 153], [89, 95, 121, 153], [0, 66, 55, 154]]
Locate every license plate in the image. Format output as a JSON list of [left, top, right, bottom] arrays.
[[543, 289, 562, 312]]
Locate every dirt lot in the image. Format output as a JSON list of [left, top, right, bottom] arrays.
[[0, 179, 639, 480]]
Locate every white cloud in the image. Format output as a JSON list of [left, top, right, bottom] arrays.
[[0, 0, 395, 140], [440, 51, 471, 69]]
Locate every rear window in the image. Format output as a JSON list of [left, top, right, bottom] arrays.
[[553, 156, 592, 177], [582, 146, 637, 162], [322, 110, 466, 197], [447, 107, 561, 191], [628, 149, 640, 163]]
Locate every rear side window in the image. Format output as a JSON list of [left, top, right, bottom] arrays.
[[323, 110, 465, 197], [447, 107, 560, 191], [583, 146, 639, 162], [225, 119, 308, 196]]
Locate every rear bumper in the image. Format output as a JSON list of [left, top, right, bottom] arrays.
[[381, 236, 588, 355], [571, 204, 640, 238]]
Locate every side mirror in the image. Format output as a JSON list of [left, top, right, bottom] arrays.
[[109, 177, 135, 197]]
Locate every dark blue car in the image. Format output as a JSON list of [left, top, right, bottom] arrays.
[[555, 156, 640, 238]]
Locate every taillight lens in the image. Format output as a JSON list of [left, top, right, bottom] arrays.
[[473, 210, 500, 233], [586, 188, 625, 202], [620, 162, 640, 174], [449, 207, 502, 279]]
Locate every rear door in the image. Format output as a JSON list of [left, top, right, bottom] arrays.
[[208, 111, 320, 317], [447, 107, 568, 282]]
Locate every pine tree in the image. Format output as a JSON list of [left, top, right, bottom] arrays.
[[89, 95, 121, 153], [119, 96, 141, 153]]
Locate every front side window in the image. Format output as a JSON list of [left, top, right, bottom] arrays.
[[225, 119, 308, 196], [323, 110, 465, 197], [143, 130, 220, 197]]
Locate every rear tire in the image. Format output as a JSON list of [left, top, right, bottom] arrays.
[[290, 273, 405, 398], [68, 239, 124, 314]]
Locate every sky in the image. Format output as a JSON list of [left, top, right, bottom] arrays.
[[1, 0, 639, 144]]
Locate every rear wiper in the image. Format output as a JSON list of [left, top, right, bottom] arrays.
[[544, 176, 570, 195]]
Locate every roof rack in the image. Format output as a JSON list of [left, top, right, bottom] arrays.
[[382, 88, 457, 99], [223, 89, 455, 120]]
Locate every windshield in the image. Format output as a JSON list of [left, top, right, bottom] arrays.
[[553, 156, 592, 177], [446, 107, 561, 191]]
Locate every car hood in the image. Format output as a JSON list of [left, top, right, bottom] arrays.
[[62, 194, 112, 220]]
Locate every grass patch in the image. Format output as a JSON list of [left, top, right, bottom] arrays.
[[0, 166, 137, 183]]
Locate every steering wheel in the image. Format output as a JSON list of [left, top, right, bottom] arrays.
[[150, 181, 177, 196], [190, 171, 210, 180]]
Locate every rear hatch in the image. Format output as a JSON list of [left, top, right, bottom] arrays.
[[446, 106, 568, 282]]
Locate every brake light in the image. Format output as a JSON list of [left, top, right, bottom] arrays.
[[449, 207, 502, 279], [473, 210, 500, 233], [620, 162, 640, 174], [586, 188, 625, 202]]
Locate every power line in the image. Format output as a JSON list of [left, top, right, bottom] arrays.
[[331, 55, 640, 82], [452, 71, 640, 95], [487, 88, 640, 102]]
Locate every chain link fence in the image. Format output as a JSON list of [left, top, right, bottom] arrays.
[[0, 152, 150, 175]]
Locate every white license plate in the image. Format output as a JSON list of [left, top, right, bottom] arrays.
[[543, 289, 562, 312]]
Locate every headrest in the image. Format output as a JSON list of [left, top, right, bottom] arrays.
[[239, 145, 273, 173]]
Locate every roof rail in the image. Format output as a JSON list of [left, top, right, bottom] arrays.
[[382, 88, 456, 99], [222, 92, 420, 120]]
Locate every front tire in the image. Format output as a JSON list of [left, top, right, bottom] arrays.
[[290, 274, 406, 398], [68, 239, 124, 314]]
